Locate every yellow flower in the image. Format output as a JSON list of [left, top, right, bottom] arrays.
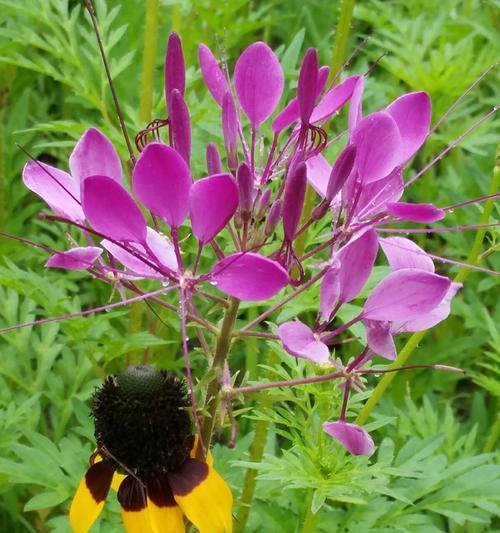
[[69, 365, 232, 533]]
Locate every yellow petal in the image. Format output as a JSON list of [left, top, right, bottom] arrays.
[[121, 508, 155, 533], [169, 459, 233, 533], [147, 475, 185, 533], [69, 462, 114, 533], [148, 498, 185, 533]]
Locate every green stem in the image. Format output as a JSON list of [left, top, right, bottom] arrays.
[[139, 0, 160, 123], [235, 418, 270, 533], [484, 408, 500, 453], [200, 298, 240, 451], [357, 144, 500, 426], [301, 489, 318, 533], [330, 0, 356, 80]]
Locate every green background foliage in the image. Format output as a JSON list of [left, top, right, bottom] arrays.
[[0, 0, 498, 531]]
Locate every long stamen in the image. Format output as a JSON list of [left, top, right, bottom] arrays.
[[377, 223, 499, 234], [443, 192, 500, 211], [0, 286, 176, 334], [180, 287, 204, 453], [16, 144, 81, 205], [406, 106, 498, 187], [430, 63, 498, 135], [84, 0, 136, 164]]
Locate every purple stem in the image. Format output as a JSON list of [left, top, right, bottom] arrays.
[[443, 193, 500, 211], [376, 223, 499, 234], [339, 381, 351, 421], [180, 288, 205, 454], [406, 106, 498, 187], [0, 286, 176, 334], [321, 313, 363, 343]]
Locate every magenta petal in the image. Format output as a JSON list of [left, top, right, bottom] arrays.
[[363, 268, 451, 322], [354, 168, 404, 219], [348, 76, 364, 135], [283, 161, 307, 240], [335, 229, 379, 303], [387, 91, 431, 163], [211, 252, 288, 301], [222, 92, 239, 171], [393, 282, 462, 333], [278, 320, 330, 363], [45, 246, 102, 271], [316, 66, 330, 95], [379, 236, 435, 272], [22, 161, 84, 222], [323, 421, 375, 456], [198, 44, 230, 107], [326, 144, 357, 202], [364, 319, 396, 360], [206, 143, 222, 175], [132, 143, 191, 228], [145, 227, 178, 271], [386, 202, 445, 222], [102, 228, 176, 278], [306, 155, 332, 198], [82, 175, 146, 243], [189, 173, 239, 243], [69, 128, 122, 184], [165, 32, 185, 113], [169, 89, 191, 166], [352, 111, 402, 183], [234, 42, 284, 127], [320, 264, 340, 321], [272, 98, 300, 134], [310, 75, 360, 124], [298, 48, 319, 124]]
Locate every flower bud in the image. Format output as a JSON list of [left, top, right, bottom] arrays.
[[326, 144, 356, 202], [298, 48, 319, 125], [237, 163, 254, 217], [165, 32, 185, 114], [265, 200, 282, 236], [206, 143, 222, 175], [283, 161, 307, 241], [255, 188, 272, 220], [169, 89, 191, 166]]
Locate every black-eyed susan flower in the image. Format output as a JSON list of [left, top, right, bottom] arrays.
[[70, 365, 232, 533]]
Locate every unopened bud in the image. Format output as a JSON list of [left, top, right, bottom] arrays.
[[283, 161, 307, 241], [206, 143, 222, 175], [265, 200, 282, 236], [326, 144, 356, 202], [255, 188, 272, 220], [298, 48, 319, 125], [237, 163, 254, 217]]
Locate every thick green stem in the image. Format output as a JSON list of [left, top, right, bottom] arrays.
[[235, 418, 270, 533], [484, 408, 500, 453], [139, 0, 160, 123], [357, 145, 500, 425], [301, 489, 318, 533], [200, 298, 240, 451], [330, 0, 356, 80]]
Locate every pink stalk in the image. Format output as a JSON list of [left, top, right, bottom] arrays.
[[443, 193, 500, 211], [0, 286, 176, 334], [430, 63, 498, 135], [406, 106, 498, 187], [377, 223, 499, 234], [180, 288, 205, 454]]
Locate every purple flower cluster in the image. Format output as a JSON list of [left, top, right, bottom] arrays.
[[21, 33, 478, 458]]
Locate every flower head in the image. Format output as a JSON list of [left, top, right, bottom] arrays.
[[70, 365, 232, 533]]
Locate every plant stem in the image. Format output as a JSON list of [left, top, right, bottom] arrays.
[[356, 144, 500, 426], [301, 489, 318, 533], [199, 298, 240, 452], [235, 417, 270, 533], [330, 0, 356, 81], [139, 0, 160, 123], [484, 408, 500, 453]]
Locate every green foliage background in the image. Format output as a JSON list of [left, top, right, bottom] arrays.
[[0, 0, 498, 531]]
